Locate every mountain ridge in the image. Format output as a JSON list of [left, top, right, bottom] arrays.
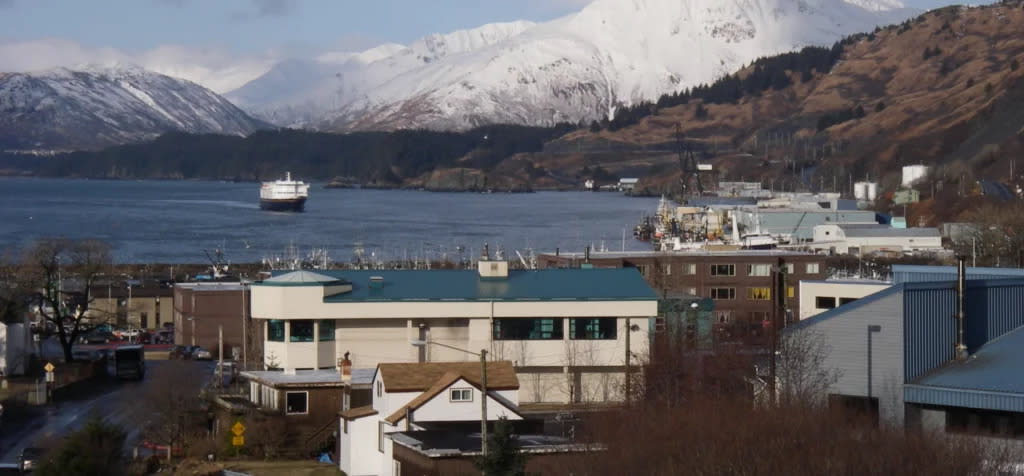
[[0, 65, 268, 151]]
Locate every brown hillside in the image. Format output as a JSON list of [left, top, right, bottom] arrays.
[[513, 2, 1024, 211]]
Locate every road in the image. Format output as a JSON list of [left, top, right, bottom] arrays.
[[0, 360, 212, 465]]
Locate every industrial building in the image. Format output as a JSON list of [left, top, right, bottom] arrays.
[[797, 279, 892, 320], [732, 208, 879, 243], [88, 281, 174, 330], [249, 254, 658, 405], [787, 263, 1024, 441], [538, 250, 825, 330], [808, 224, 943, 256]]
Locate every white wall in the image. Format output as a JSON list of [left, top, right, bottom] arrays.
[[798, 281, 892, 320], [339, 416, 382, 476], [1, 323, 30, 376], [412, 380, 522, 424], [791, 290, 906, 425]]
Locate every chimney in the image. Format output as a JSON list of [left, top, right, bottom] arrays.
[[955, 257, 968, 361], [339, 351, 352, 382]]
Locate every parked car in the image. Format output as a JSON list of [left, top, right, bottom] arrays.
[[79, 331, 113, 344], [20, 447, 44, 473], [193, 348, 213, 360], [169, 345, 191, 359], [0, 463, 21, 475]]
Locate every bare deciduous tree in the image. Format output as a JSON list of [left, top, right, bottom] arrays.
[[23, 238, 114, 362]]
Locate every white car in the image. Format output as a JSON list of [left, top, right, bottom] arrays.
[[193, 348, 213, 360]]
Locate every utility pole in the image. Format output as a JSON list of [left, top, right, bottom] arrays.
[[624, 317, 632, 407], [480, 349, 488, 457], [218, 325, 223, 389], [241, 281, 247, 370]]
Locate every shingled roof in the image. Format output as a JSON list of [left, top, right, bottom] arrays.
[[376, 361, 519, 393]]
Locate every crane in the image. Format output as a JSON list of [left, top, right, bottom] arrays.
[[676, 123, 704, 201]]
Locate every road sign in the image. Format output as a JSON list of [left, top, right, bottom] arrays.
[[231, 421, 246, 436], [44, 362, 55, 373], [232, 436, 244, 446]]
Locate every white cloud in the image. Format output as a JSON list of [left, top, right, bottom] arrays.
[[0, 38, 277, 93]]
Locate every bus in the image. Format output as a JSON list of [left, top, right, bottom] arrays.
[[114, 345, 145, 380]]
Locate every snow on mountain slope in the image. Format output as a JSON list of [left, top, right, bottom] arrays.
[[234, 0, 921, 131], [0, 64, 267, 151], [227, 21, 535, 126]]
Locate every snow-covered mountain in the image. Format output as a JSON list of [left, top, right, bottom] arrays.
[[0, 65, 267, 151], [231, 0, 921, 132]]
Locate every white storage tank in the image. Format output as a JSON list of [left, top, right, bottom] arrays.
[[902, 165, 930, 187], [866, 182, 878, 201], [854, 182, 869, 200]]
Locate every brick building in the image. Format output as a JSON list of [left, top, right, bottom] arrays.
[[538, 250, 826, 329], [173, 282, 261, 364]]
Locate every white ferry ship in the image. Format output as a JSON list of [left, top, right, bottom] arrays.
[[259, 172, 310, 212]]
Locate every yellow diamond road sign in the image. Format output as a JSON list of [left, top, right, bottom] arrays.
[[232, 436, 244, 446], [44, 363, 55, 373], [231, 421, 246, 436]]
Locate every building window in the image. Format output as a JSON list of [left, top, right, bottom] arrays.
[[806, 263, 821, 274], [319, 319, 335, 341], [687, 287, 697, 296], [710, 288, 735, 300], [747, 287, 772, 300], [285, 391, 308, 415], [710, 264, 735, 276], [839, 297, 858, 306], [665, 264, 671, 276], [946, 408, 1024, 438], [785, 263, 794, 274], [290, 321, 314, 342], [788, 286, 795, 298], [636, 264, 649, 277], [816, 296, 837, 309], [747, 264, 771, 277], [379, 422, 386, 452], [343, 418, 348, 434], [376, 381, 383, 398], [493, 318, 563, 340], [570, 318, 617, 340], [450, 388, 473, 402], [268, 320, 285, 342], [682, 263, 696, 275]]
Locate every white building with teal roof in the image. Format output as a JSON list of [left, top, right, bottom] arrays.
[[251, 256, 658, 404]]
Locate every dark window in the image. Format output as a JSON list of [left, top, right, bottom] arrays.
[[493, 318, 563, 340], [710, 264, 735, 276], [946, 408, 1024, 438], [268, 320, 285, 342], [290, 321, 314, 342], [816, 296, 837, 309], [710, 288, 735, 300], [141, 312, 149, 329], [839, 297, 858, 306], [570, 318, 617, 340], [319, 319, 335, 341], [285, 392, 308, 414]]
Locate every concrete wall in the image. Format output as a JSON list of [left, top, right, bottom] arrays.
[[790, 290, 906, 425], [798, 281, 892, 320]]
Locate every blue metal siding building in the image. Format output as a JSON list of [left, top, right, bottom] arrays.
[[892, 264, 1024, 285], [789, 273, 1024, 426]]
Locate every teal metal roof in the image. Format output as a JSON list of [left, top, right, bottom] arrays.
[[905, 324, 1024, 412], [265, 268, 657, 302]]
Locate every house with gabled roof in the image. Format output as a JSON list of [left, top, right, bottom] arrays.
[[339, 361, 523, 476]]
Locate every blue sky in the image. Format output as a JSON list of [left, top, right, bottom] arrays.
[[0, 0, 970, 92]]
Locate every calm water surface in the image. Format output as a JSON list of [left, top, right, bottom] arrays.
[[0, 178, 658, 264]]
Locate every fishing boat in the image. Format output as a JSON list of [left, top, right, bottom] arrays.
[[259, 172, 309, 212]]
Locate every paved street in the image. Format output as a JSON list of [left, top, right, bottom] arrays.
[[0, 360, 212, 465]]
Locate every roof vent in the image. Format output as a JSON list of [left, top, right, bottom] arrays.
[[369, 276, 384, 289]]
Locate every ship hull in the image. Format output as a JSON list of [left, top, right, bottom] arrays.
[[259, 197, 307, 212]]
